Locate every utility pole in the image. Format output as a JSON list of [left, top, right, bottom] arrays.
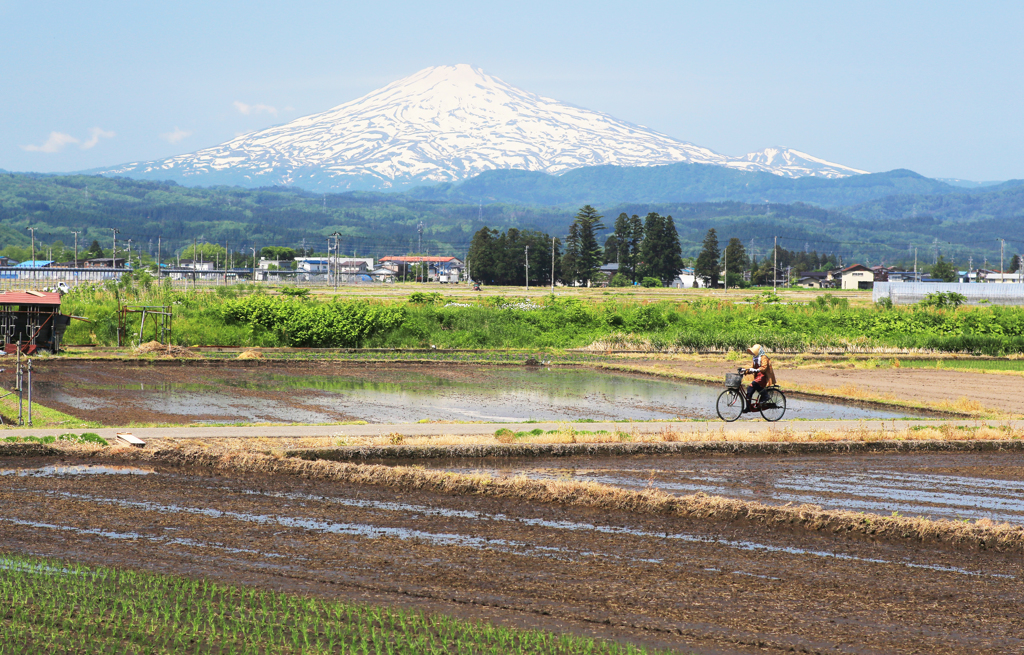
[[27, 227, 36, 265], [330, 231, 342, 292], [417, 221, 424, 254], [525, 245, 529, 291], [968, 255, 973, 283], [914, 247, 918, 281], [1000, 238, 1005, 278], [250, 247, 257, 283], [157, 237, 161, 280], [110, 228, 119, 267], [551, 236, 556, 292], [723, 245, 727, 292], [127, 239, 133, 268], [773, 236, 777, 291], [71, 231, 80, 267]]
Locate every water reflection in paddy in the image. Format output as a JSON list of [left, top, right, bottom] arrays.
[[35, 366, 930, 424]]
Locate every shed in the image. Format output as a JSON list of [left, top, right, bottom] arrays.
[[0, 290, 71, 353]]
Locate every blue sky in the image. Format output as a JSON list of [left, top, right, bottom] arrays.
[[3, 0, 1023, 180]]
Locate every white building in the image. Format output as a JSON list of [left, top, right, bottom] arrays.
[[838, 264, 874, 290], [258, 258, 293, 271], [675, 267, 706, 288], [294, 257, 330, 273]]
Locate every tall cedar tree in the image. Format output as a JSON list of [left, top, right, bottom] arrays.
[[723, 238, 749, 288], [695, 228, 721, 288], [562, 205, 604, 286], [602, 234, 619, 265], [637, 213, 683, 285], [612, 212, 644, 283], [561, 222, 582, 285], [84, 240, 105, 259]]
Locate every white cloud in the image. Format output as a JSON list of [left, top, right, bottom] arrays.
[[21, 131, 79, 153], [81, 127, 115, 150], [160, 127, 193, 144], [234, 101, 278, 116]]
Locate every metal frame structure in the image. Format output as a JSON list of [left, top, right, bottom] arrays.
[[117, 304, 173, 348]]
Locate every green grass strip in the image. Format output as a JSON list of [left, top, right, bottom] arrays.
[[0, 553, 682, 654]]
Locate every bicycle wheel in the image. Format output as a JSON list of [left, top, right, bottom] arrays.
[[716, 388, 744, 422], [758, 388, 786, 422]]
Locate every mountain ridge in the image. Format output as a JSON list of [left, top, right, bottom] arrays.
[[95, 64, 866, 191], [407, 163, 962, 208]]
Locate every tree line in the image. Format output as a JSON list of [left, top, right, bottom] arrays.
[[468, 205, 684, 286]]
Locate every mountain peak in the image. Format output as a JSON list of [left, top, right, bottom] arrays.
[[100, 65, 867, 191]]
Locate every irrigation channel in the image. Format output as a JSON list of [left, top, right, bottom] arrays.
[[408, 450, 1024, 525], [0, 455, 1020, 654], [30, 361, 929, 425]]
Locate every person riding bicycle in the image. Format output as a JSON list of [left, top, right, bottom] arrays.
[[742, 344, 776, 412]]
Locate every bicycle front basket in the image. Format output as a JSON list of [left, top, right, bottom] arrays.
[[725, 373, 743, 388]]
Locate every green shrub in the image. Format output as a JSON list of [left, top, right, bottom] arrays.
[[920, 291, 967, 308], [408, 292, 442, 304], [58, 433, 109, 446], [640, 277, 661, 288], [609, 273, 630, 287]]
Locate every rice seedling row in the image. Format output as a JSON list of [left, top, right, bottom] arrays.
[[0, 553, 665, 655]]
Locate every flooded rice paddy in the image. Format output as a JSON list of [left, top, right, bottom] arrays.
[[1, 455, 1020, 654], [32, 362, 929, 425], [423, 451, 1024, 525]]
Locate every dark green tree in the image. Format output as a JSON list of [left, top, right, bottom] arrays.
[[602, 234, 619, 265], [695, 228, 721, 288], [1011, 254, 1021, 272], [723, 238, 749, 288], [636, 213, 683, 285], [561, 222, 582, 286], [260, 246, 297, 260], [611, 213, 645, 284], [562, 205, 604, 286], [84, 240, 105, 259], [467, 227, 499, 283], [931, 255, 957, 282]]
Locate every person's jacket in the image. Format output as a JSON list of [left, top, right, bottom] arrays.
[[751, 355, 777, 386]]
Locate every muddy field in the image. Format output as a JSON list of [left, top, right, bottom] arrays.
[[414, 450, 1024, 525], [1, 454, 1021, 654], [626, 357, 1024, 415], [27, 360, 926, 426]]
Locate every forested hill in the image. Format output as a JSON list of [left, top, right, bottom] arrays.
[[0, 173, 568, 259], [407, 164, 964, 208], [0, 172, 1021, 264]]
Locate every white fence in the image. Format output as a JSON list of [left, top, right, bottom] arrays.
[[873, 282, 1024, 305]]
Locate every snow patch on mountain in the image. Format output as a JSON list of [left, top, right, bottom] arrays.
[[101, 65, 866, 190]]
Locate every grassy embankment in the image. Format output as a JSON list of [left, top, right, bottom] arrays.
[[59, 279, 1024, 355], [0, 553, 667, 655], [155, 422, 1021, 454]]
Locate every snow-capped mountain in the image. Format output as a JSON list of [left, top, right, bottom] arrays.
[[101, 65, 867, 191]]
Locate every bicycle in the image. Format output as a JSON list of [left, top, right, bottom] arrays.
[[716, 368, 787, 422]]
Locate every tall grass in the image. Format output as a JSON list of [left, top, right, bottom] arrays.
[[0, 553, 673, 654], [59, 279, 1024, 355]]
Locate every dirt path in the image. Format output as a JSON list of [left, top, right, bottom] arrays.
[[618, 358, 1024, 415], [1, 456, 1020, 654]]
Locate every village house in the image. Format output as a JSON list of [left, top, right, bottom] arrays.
[[84, 258, 126, 269], [836, 264, 875, 290]]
